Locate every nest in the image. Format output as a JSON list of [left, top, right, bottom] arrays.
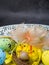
[[12, 52, 32, 65]]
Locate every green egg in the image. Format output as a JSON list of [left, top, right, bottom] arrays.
[[0, 37, 16, 52]]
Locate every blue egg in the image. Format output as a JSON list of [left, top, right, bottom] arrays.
[[0, 49, 6, 64]]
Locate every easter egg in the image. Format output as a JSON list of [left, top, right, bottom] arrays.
[[42, 50, 49, 65], [0, 37, 16, 51], [0, 49, 6, 64], [19, 52, 29, 60]]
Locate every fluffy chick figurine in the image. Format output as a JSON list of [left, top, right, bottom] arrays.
[[5, 52, 16, 65], [16, 43, 42, 65]]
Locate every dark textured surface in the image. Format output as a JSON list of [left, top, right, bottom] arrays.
[[0, 0, 49, 26]]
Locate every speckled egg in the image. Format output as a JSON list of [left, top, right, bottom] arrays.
[[0, 49, 6, 64], [0, 37, 16, 52]]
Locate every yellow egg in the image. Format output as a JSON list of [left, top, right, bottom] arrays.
[[42, 50, 49, 65]]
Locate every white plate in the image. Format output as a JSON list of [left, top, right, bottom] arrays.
[[0, 24, 49, 36]]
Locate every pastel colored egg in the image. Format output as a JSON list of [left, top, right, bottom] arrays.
[[0, 49, 6, 64], [0, 37, 16, 52], [42, 50, 49, 65]]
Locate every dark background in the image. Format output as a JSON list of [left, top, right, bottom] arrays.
[[0, 0, 49, 26]]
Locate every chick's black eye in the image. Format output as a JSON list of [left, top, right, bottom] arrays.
[[32, 50, 34, 52], [24, 45, 26, 47]]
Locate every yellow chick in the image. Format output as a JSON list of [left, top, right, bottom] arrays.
[[31, 48, 42, 65], [4, 52, 16, 65], [16, 43, 42, 65], [21, 43, 30, 53], [16, 42, 31, 58], [4, 61, 16, 65], [5, 52, 12, 64], [16, 43, 23, 58], [29, 47, 39, 61]]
